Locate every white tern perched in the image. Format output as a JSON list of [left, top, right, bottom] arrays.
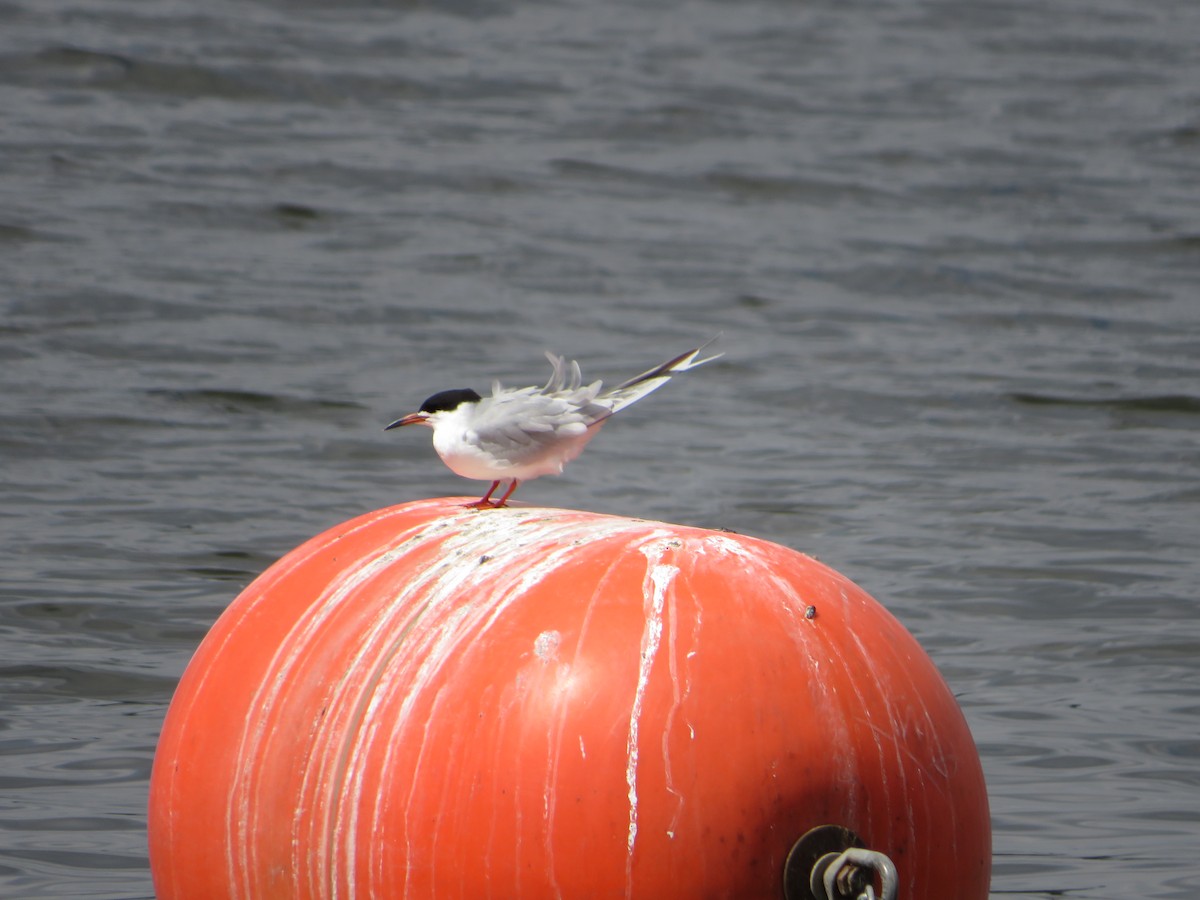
[[385, 336, 722, 508]]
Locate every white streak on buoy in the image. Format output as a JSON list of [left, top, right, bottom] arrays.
[[662, 558, 700, 839], [225, 506, 428, 898], [359, 511, 653, 897], [534, 630, 561, 662], [625, 544, 677, 889]]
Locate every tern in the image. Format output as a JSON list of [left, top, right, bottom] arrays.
[[385, 337, 722, 508]]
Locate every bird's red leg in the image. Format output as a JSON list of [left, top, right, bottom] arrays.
[[494, 479, 520, 508], [464, 480, 501, 509]]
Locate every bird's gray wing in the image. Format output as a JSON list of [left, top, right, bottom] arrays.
[[466, 384, 606, 458]]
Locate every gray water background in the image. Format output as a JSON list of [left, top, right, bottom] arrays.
[[3, 0, 1199, 897]]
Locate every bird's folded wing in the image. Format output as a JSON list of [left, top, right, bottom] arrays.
[[468, 391, 602, 455]]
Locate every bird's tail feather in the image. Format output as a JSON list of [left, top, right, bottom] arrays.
[[601, 334, 722, 415]]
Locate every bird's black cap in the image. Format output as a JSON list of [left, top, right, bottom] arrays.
[[419, 388, 482, 414]]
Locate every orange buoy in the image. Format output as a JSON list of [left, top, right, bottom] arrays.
[[148, 499, 990, 899]]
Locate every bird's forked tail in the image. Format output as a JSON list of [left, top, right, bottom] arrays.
[[600, 335, 723, 416]]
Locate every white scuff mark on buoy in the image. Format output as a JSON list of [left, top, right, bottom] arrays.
[[532, 525, 672, 900], [625, 544, 677, 888], [356, 512, 659, 898], [339, 518, 532, 898], [844, 622, 907, 846], [223, 508, 416, 897], [534, 629, 561, 662], [240, 506, 671, 900], [699, 533, 758, 560], [662, 553, 700, 840], [232, 523, 439, 900]]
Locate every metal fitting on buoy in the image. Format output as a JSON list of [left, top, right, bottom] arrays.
[[784, 825, 899, 900]]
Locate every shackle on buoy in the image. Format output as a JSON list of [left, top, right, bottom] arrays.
[[783, 825, 899, 900]]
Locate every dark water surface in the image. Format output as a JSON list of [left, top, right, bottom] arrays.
[[3, 0, 1199, 897]]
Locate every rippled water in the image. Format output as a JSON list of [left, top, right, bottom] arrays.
[[3, 0, 1199, 897]]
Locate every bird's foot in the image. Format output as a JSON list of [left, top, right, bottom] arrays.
[[463, 480, 504, 509], [462, 479, 518, 509], [463, 499, 505, 510]]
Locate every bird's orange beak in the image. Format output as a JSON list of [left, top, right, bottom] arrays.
[[384, 412, 429, 430]]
